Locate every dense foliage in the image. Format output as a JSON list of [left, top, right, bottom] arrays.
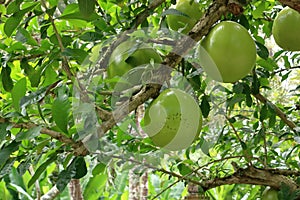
[[0, 0, 299, 199]]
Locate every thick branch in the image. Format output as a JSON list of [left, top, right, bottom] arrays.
[[278, 0, 300, 12], [201, 165, 299, 192], [40, 185, 60, 200], [253, 93, 298, 134]]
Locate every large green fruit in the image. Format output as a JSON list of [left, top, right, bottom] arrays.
[[198, 21, 256, 83], [272, 7, 300, 51], [142, 88, 202, 151], [261, 188, 278, 200], [107, 40, 162, 79], [166, 0, 203, 34]]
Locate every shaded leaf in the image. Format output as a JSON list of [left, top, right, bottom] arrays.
[[200, 95, 210, 118], [16, 126, 42, 142], [67, 157, 87, 179], [78, 0, 96, 18], [20, 86, 47, 110], [62, 48, 89, 64], [56, 170, 71, 191], [255, 41, 269, 60], [0, 141, 20, 170], [11, 78, 27, 112], [1, 66, 13, 92], [27, 153, 57, 188]]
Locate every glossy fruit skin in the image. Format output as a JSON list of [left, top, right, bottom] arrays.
[[272, 7, 300, 51], [261, 188, 278, 200], [166, 0, 202, 34], [198, 21, 256, 83], [142, 88, 202, 151], [107, 40, 162, 79]]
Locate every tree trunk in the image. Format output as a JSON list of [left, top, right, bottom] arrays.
[[129, 105, 148, 200], [69, 179, 84, 200]]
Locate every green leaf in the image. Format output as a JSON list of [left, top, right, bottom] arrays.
[[78, 0, 96, 18], [92, 163, 106, 176], [0, 141, 20, 170], [27, 153, 57, 188], [8, 183, 33, 200], [1, 66, 13, 92], [178, 163, 192, 176], [161, 8, 189, 18], [52, 93, 71, 134], [11, 78, 27, 112], [84, 173, 107, 199], [56, 170, 71, 191], [252, 1, 265, 19], [255, 41, 269, 60], [260, 104, 268, 121], [16, 28, 39, 46], [20, 86, 48, 114], [245, 93, 252, 107], [62, 48, 89, 64], [6, 1, 21, 14], [4, 3, 38, 36], [16, 126, 42, 142], [0, 123, 10, 142], [251, 72, 260, 95], [4, 13, 23, 37], [9, 167, 26, 191], [67, 157, 87, 179], [200, 95, 210, 118]]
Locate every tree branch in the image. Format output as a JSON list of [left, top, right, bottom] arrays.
[[278, 0, 300, 12], [40, 185, 60, 200], [13, 122, 88, 156], [201, 164, 299, 192], [273, 66, 300, 74]]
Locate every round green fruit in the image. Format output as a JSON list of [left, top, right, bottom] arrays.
[[107, 40, 162, 79], [142, 88, 202, 151], [272, 7, 300, 51], [198, 21, 256, 83], [261, 188, 278, 200], [166, 0, 203, 34]]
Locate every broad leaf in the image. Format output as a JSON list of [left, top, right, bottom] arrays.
[[27, 153, 57, 188], [16, 126, 42, 142], [0, 141, 20, 170], [67, 157, 87, 179], [78, 0, 96, 18], [11, 77, 27, 112], [52, 93, 71, 134], [1, 66, 13, 92]]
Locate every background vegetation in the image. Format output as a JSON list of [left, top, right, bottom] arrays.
[[0, 0, 299, 199]]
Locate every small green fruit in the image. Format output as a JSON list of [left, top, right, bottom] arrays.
[[142, 88, 202, 151], [272, 7, 300, 51], [198, 21, 256, 83], [166, 0, 203, 34], [107, 40, 162, 79], [261, 188, 278, 200]]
